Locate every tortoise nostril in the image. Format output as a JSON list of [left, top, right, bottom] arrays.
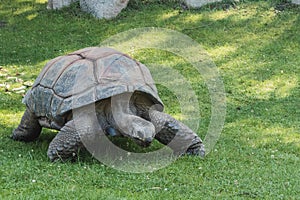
[[136, 131, 152, 144], [137, 131, 144, 139], [144, 137, 153, 144]]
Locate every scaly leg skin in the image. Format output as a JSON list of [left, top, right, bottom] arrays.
[[47, 120, 83, 162], [96, 105, 120, 137], [149, 110, 205, 157], [11, 108, 42, 142], [48, 105, 117, 162]]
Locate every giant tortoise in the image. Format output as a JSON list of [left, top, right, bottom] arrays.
[[11, 47, 205, 161]]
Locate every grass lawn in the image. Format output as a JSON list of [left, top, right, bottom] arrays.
[[0, 0, 299, 199]]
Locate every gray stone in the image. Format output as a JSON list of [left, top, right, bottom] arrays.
[[47, 0, 78, 9], [80, 0, 130, 19], [292, 0, 300, 5], [47, 0, 129, 19], [184, 0, 223, 8]]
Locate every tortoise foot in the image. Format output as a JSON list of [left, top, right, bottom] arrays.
[[186, 138, 205, 157], [11, 109, 42, 142]]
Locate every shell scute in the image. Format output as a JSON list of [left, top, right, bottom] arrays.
[[40, 55, 81, 88], [53, 59, 95, 97], [31, 86, 54, 117]]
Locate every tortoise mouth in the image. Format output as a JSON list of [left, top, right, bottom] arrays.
[[133, 137, 152, 148]]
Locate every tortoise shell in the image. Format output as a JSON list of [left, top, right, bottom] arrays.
[[23, 47, 163, 123]]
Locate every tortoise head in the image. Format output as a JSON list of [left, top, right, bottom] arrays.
[[118, 115, 155, 147], [109, 92, 158, 147], [125, 115, 155, 147]]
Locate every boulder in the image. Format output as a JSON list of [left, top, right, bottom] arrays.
[[184, 0, 223, 8], [80, 0, 130, 19], [47, 0, 78, 9], [292, 0, 300, 5]]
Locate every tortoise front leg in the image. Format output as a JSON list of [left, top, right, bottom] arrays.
[[47, 120, 83, 162], [149, 110, 205, 157], [48, 104, 117, 162], [11, 108, 42, 142]]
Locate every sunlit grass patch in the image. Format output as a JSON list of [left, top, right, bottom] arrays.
[[159, 10, 179, 20], [0, 111, 24, 126], [245, 74, 298, 99], [208, 45, 237, 60]]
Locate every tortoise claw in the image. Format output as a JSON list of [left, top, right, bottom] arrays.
[[186, 137, 205, 157]]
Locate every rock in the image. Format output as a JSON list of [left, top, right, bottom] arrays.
[[47, 0, 129, 19], [184, 0, 223, 8], [47, 0, 78, 9], [292, 0, 300, 5], [12, 86, 26, 91], [80, 0, 129, 19]]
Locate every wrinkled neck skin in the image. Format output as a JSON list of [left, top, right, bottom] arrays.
[[131, 92, 156, 120]]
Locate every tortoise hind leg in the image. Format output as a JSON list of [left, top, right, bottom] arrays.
[[11, 108, 42, 142], [47, 120, 83, 162]]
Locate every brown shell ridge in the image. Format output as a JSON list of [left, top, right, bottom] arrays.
[[136, 61, 148, 86], [70, 47, 128, 61], [32, 55, 64, 88], [97, 54, 125, 84]]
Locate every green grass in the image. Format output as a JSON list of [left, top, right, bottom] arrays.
[[0, 0, 299, 199]]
